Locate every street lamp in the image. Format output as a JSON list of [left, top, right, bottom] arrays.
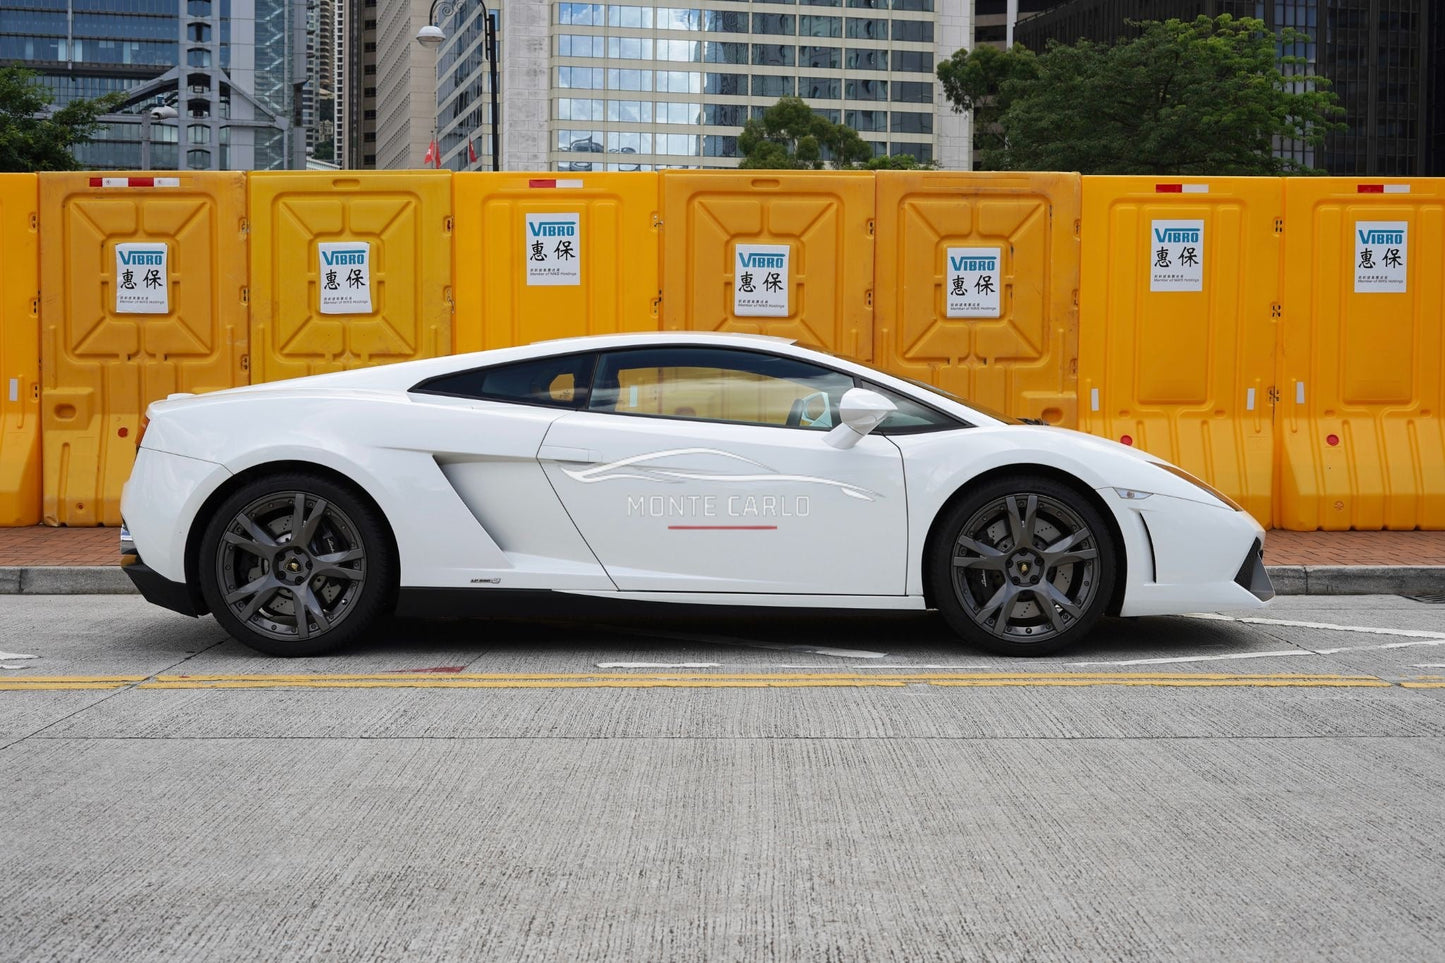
[[139, 104, 178, 170], [416, 0, 500, 171]]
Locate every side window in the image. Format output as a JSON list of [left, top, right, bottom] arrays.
[[864, 383, 966, 433], [411, 353, 596, 408], [591, 347, 854, 430]]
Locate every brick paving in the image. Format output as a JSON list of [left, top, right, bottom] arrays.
[[0, 524, 1442, 569]]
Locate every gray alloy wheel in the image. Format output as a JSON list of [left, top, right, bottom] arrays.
[[931, 476, 1116, 656], [199, 474, 393, 656]]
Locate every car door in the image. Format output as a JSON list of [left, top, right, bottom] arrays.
[[539, 345, 908, 595]]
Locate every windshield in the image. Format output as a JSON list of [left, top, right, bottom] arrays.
[[797, 344, 1024, 425]]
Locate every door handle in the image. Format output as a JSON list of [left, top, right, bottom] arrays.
[[538, 444, 599, 464]]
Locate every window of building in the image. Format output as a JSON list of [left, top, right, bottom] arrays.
[[704, 72, 746, 95], [753, 75, 794, 98], [799, 45, 840, 68], [892, 81, 931, 103], [891, 111, 933, 133], [892, 50, 932, 72], [846, 109, 886, 131], [561, 35, 606, 57], [845, 78, 887, 100], [800, 15, 841, 37], [846, 48, 887, 70], [704, 134, 738, 156], [893, 19, 934, 42], [752, 13, 795, 35], [845, 17, 887, 40], [704, 10, 749, 32], [704, 103, 746, 125], [801, 77, 841, 99], [558, 3, 604, 26], [608, 68, 653, 91], [704, 41, 748, 64], [891, 142, 932, 163], [608, 99, 654, 122], [752, 43, 795, 66]]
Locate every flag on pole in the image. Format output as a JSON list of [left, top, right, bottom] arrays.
[[468, 138, 478, 163], [423, 138, 437, 167]]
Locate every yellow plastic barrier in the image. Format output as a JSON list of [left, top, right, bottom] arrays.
[[1078, 177, 1281, 524], [452, 173, 661, 353], [248, 171, 453, 382], [1278, 178, 1445, 530], [0, 174, 40, 526], [875, 171, 1080, 425], [659, 171, 875, 358], [39, 172, 249, 526]]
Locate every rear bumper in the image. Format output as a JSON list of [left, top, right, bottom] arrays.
[[121, 554, 203, 618]]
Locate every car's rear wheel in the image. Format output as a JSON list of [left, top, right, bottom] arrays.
[[199, 473, 395, 657], [930, 476, 1116, 656]]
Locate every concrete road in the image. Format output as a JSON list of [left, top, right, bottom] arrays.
[[3, 595, 1444, 961]]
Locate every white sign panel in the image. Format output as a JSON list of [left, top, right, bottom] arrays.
[[318, 242, 374, 314], [525, 213, 582, 286], [114, 243, 169, 314], [1149, 219, 1204, 292], [945, 247, 1002, 318], [1354, 221, 1407, 293], [734, 244, 790, 317]]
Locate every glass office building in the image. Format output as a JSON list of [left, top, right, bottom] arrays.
[[0, 0, 312, 170], [412, 0, 968, 172]]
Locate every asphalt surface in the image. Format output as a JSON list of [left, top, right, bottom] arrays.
[[3, 595, 1445, 961]]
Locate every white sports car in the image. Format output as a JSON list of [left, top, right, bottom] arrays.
[[120, 332, 1273, 657]]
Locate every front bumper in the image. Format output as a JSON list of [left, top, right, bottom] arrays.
[[1235, 538, 1275, 602]]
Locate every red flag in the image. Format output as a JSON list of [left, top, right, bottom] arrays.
[[422, 139, 437, 167], [468, 138, 478, 163]]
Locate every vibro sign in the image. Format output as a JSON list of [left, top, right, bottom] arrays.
[[525, 212, 582, 286], [734, 244, 790, 317], [114, 242, 170, 314], [945, 247, 1002, 318], [1149, 219, 1205, 292], [317, 241, 373, 314], [1354, 221, 1407, 293]]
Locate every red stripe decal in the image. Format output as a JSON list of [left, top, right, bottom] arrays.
[[1155, 184, 1183, 193], [1357, 184, 1384, 193], [529, 178, 557, 188], [89, 177, 104, 187], [667, 525, 778, 531], [130, 177, 154, 187]]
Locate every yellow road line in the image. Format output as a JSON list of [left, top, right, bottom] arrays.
[[0, 671, 1417, 692]]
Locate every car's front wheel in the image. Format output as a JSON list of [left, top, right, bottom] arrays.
[[198, 472, 395, 657], [929, 476, 1116, 656]]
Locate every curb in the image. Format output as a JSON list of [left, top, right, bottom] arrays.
[[1, 566, 1441, 597]]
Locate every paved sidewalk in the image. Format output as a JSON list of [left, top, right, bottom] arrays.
[[0, 525, 1441, 596]]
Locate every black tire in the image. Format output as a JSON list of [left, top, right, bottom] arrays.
[[198, 472, 396, 657], [928, 475, 1116, 657]]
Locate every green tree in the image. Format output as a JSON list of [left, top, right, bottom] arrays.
[[737, 96, 872, 170], [0, 66, 124, 172], [937, 15, 1344, 174], [738, 97, 938, 170]]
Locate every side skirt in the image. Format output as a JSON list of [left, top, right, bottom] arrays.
[[394, 588, 927, 620]]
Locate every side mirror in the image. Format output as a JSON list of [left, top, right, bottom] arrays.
[[824, 387, 896, 450]]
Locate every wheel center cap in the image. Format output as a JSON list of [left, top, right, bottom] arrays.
[[276, 549, 312, 585], [1008, 550, 1045, 585]]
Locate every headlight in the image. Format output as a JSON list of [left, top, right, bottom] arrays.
[[1150, 462, 1245, 512]]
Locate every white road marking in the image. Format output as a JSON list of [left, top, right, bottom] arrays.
[[623, 628, 888, 659], [1315, 639, 1445, 654], [1410, 664, 1445, 668], [777, 664, 997, 670], [0, 651, 37, 660], [1186, 613, 1445, 641], [597, 662, 723, 668], [1, 665, 33, 670], [1071, 649, 1314, 667]]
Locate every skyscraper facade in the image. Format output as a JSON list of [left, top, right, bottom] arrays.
[[376, 0, 969, 172], [0, 0, 314, 170]]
